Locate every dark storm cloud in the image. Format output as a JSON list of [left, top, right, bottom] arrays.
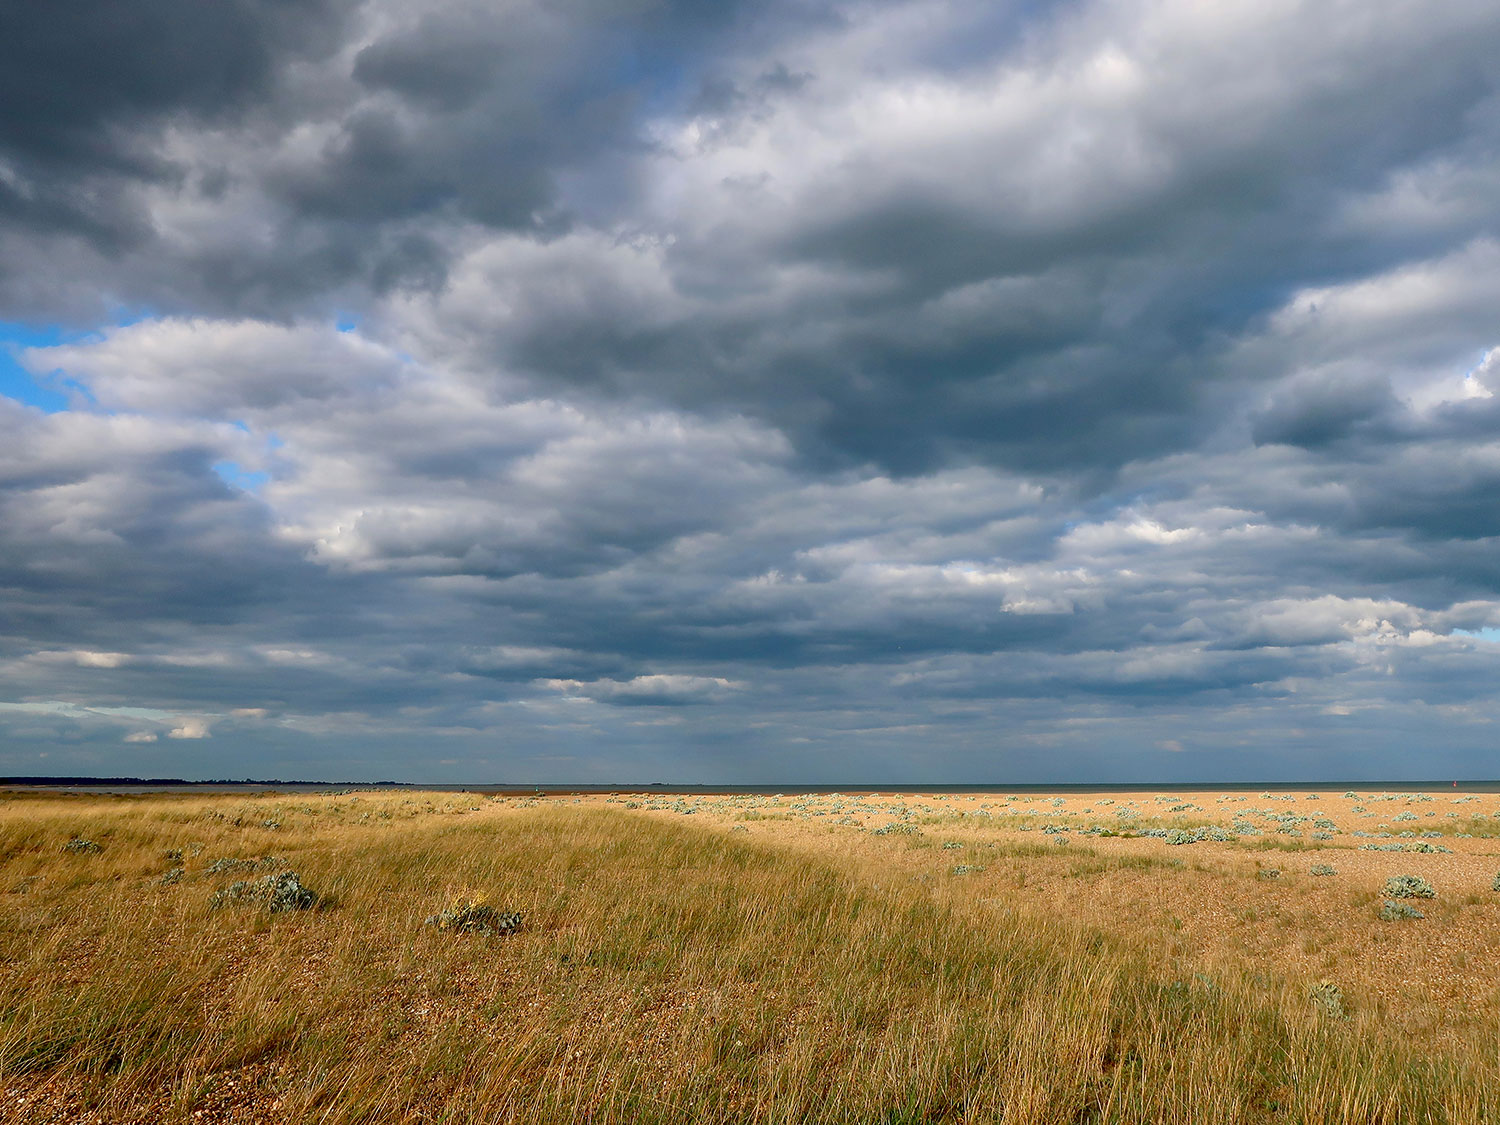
[[0, 0, 348, 147], [2, 0, 1500, 780], [0, 0, 797, 317], [482, 0, 1500, 475], [0, 0, 352, 248]]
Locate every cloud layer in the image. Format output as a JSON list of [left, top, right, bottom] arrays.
[[3, 0, 1500, 781]]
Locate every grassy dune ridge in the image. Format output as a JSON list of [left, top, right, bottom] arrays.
[[0, 791, 1497, 1122]]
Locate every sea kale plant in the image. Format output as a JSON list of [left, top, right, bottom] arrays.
[[1383, 875, 1435, 899], [211, 871, 319, 913], [425, 900, 522, 935], [1309, 980, 1345, 1017]]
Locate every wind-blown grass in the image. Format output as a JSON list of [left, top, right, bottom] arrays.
[[0, 792, 1496, 1122]]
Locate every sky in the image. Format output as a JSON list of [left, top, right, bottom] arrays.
[[2, 0, 1500, 783]]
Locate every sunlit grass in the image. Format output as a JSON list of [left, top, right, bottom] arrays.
[[0, 791, 1496, 1122]]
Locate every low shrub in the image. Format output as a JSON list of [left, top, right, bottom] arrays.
[[1384, 875, 1435, 899], [1309, 980, 1345, 1017], [210, 871, 319, 913], [425, 900, 521, 935]]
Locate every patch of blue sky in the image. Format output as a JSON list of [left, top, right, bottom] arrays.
[[212, 461, 271, 494], [602, 33, 699, 118], [1, 312, 165, 413], [0, 322, 72, 411], [1454, 627, 1500, 644]]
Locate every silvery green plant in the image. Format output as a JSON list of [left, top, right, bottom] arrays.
[[1383, 874, 1435, 899], [1379, 900, 1424, 921], [1309, 980, 1345, 1017], [425, 901, 521, 935], [207, 855, 281, 874], [211, 871, 318, 913]]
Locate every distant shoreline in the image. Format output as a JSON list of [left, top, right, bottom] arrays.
[[4, 777, 1500, 796]]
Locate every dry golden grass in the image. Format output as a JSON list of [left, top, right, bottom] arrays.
[[1, 787, 1498, 1123]]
